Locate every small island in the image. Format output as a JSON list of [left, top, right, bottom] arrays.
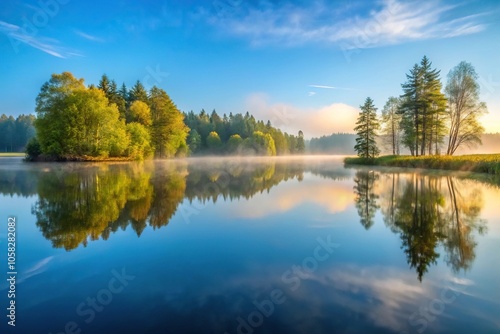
[[24, 72, 305, 161]]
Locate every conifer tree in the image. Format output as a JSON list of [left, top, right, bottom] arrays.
[[354, 97, 380, 159]]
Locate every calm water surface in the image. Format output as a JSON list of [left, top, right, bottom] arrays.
[[0, 156, 499, 334]]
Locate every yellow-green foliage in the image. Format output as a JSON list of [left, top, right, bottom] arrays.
[[345, 154, 500, 175]]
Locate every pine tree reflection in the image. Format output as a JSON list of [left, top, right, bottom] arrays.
[[377, 172, 487, 281], [353, 170, 379, 230]]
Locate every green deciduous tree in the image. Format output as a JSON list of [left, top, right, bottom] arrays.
[[227, 134, 243, 153], [381, 97, 403, 155], [354, 97, 380, 159], [206, 131, 223, 152], [269, 128, 288, 155], [149, 86, 189, 158], [246, 131, 276, 156], [126, 122, 153, 160], [34, 72, 129, 158], [128, 100, 152, 126], [445, 61, 487, 155], [62, 88, 129, 157]]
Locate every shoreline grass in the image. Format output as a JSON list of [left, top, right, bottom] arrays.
[[0, 152, 25, 157], [26, 154, 137, 162], [344, 154, 500, 175]]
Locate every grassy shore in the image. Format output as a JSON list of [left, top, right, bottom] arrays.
[[344, 154, 500, 175], [0, 152, 25, 157], [26, 154, 137, 162]]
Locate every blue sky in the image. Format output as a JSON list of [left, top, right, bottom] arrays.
[[1, 0, 499, 137]]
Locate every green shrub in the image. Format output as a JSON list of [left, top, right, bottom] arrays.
[[25, 137, 42, 161]]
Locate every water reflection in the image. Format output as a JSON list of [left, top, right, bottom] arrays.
[[0, 159, 491, 280], [375, 171, 487, 281], [353, 170, 379, 230], [17, 160, 309, 250]]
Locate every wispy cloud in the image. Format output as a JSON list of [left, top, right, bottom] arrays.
[[309, 84, 355, 90], [310, 84, 336, 89], [206, 0, 487, 48], [0, 20, 78, 58], [74, 30, 105, 42], [18, 256, 54, 284]]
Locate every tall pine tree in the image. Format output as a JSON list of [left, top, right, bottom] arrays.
[[400, 56, 447, 156], [354, 97, 380, 159]]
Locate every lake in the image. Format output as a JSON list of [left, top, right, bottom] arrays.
[[0, 156, 499, 334]]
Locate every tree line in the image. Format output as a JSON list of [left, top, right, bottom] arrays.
[[0, 114, 36, 152], [26, 72, 305, 160], [184, 109, 305, 155], [308, 133, 356, 154], [354, 57, 486, 159]]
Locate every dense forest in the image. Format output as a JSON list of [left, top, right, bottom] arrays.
[[0, 114, 36, 152], [184, 110, 304, 155], [25, 72, 304, 160]]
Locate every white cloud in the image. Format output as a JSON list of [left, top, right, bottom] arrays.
[[18, 256, 54, 284], [74, 30, 105, 42], [245, 93, 359, 137], [0, 20, 78, 58], [207, 0, 487, 48], [309, 84, 336, 89], [309, 84, 355, 90]]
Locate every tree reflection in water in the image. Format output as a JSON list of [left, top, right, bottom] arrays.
[[353, 170, 379, 230], [0, 159, 489, 281], [377, 171, 487, 281], [30, 160, 306, 250]]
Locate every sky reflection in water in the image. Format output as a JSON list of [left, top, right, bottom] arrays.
[[0, 156, 498, 334]]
